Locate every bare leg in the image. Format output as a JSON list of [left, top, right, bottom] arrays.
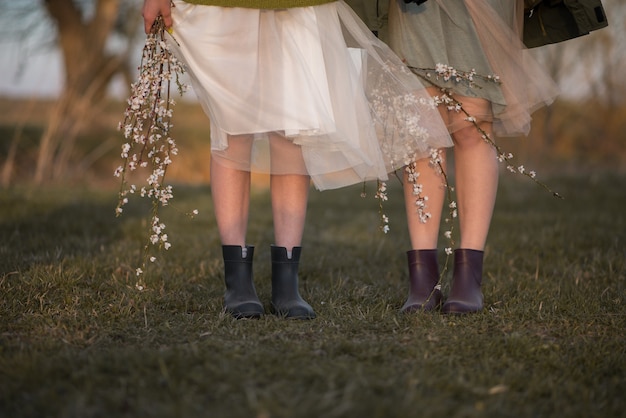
[[271, 174, 310, 248], [404, 153, 447, 250], [451, 120, 498, 251], [210, 135, 253, 246], [269, 133, 310, 251]]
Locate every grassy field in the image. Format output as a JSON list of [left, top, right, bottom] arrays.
[[0, 170, 624, 417]]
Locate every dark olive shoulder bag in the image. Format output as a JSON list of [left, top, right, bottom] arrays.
[[524, 0, 608, 48]]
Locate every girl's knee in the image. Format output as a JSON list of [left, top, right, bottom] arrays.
[[452, 123, 490, 148]]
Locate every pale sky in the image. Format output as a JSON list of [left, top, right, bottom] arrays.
[[0, 39, 133, 99], [0, 44, 63, 98]]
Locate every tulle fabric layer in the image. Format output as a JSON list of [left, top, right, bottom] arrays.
[[167, 0, 451, 190], [388, 0, 559, 137]]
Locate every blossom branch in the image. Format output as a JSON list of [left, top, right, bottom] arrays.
[[409, 65, 562, 199], [114, 16, 190, 287]]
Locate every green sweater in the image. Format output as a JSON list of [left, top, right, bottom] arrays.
[[183, 0, 336, 8]]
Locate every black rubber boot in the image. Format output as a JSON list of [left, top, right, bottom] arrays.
[[270, 246, 316, 319], [401, 249, 442, 313], [222, 245, 264, 319], [442, 249, 484, 314]]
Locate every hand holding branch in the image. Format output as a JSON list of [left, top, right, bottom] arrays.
[[142, 0, 173, 34]]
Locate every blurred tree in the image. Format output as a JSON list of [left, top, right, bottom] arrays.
[[36, 0, 140, 183], [0, 0, 140, 184]]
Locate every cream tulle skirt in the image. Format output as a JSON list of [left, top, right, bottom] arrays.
[[167, 0, 452, 190], [388, 0, 559, 137]]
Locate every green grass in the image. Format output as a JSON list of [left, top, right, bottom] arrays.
[[0, 172, 624, 418]]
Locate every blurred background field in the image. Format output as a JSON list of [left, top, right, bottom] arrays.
[[1, 95, 624, 190]]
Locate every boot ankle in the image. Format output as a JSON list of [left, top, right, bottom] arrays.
[[401, 249, 442, 313], [222, 245, 264, 319], [442, 248, 484, 314], [270, 246, 315, 319]]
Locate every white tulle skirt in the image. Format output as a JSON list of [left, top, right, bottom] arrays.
[[167, 0, 452, 190]]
